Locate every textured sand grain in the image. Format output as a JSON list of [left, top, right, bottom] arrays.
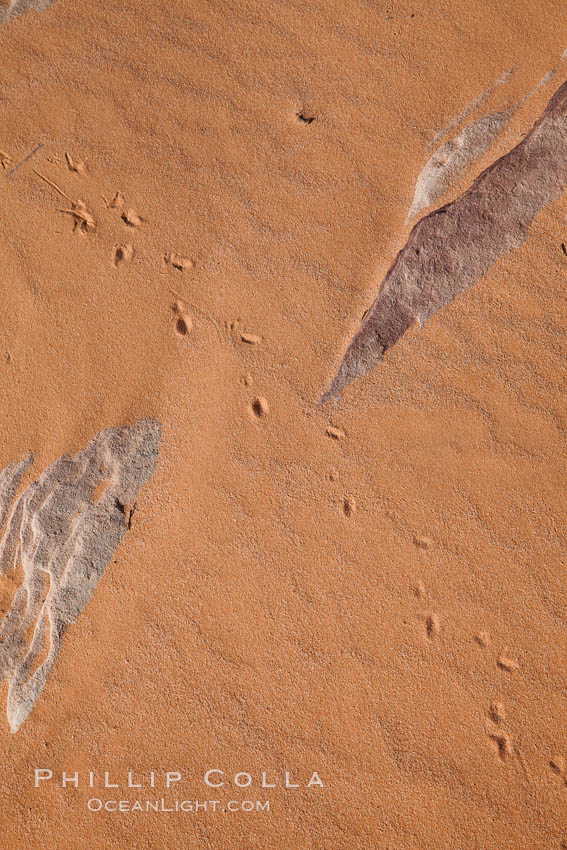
[[0, 1, 566, 848]]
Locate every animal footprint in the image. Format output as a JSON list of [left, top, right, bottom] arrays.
[[241, 332, 262, 345], [489, 731, 513, 761], [414, 535, 433, 550], [172, 301, 192, 337], [414, 580, 425, 600], [59, 200, 95, 234], [425, 613, 440, 639], [326, 426, 345, 440], [548, 755, 567, 788], [65, 152, 87, 174], [250, 396, 269, 419], [165, 252, 193, 271], [497, 655, 519, 673], [109, 191, 125, 209], [550, 756, 565, 775], [113, 244, 134, 267], [343, 495, 356, 517], [489, 702, 505, 723], [121, 208, 143, 227], [0, 150, 11, 170], [485, 702, 526, 769]]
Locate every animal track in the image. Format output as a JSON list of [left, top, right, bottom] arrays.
[[325, 426, 345, 441], [175, 316, 190, 336], [489, 701, 505, 723], [425, 613, 440, 639], [241, 332, 262, 345], [64, 152, 86, 174], [60, 200, 95, 234], [485, 699, 521, 765], [172, 300, 192, 337], [343, 495, 356, 517], [250, 396, 269, 419], [121, 208, 143, 227], [497, 655, 519, 673], [489, 731, 513, 760], [165, 252, 193, 271], [413, 580, 425, 599], [108, 191, 125, 209], [113, 243, 134, 267]]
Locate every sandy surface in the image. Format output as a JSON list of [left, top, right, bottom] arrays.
[[0, 1, 566, 847]]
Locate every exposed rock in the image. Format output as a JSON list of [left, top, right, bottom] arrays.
[[0, 0, 55, 26], [407, 109, 514, 224], [0, 420, 161, 732], [322, 79, 567, 403]]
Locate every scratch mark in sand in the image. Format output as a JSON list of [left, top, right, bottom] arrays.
[[0, 145, 43, 182]]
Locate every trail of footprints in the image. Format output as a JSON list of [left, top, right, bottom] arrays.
[[323, 425, 362, 518], [413, 575, 518, 759], [18, 147, 197, 335], [412, 570, 567, 783], [12, 147, 567, 794], [486, 700, 514, 762], [23, 147, 287, 425], [31, 146, 282, 424]]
